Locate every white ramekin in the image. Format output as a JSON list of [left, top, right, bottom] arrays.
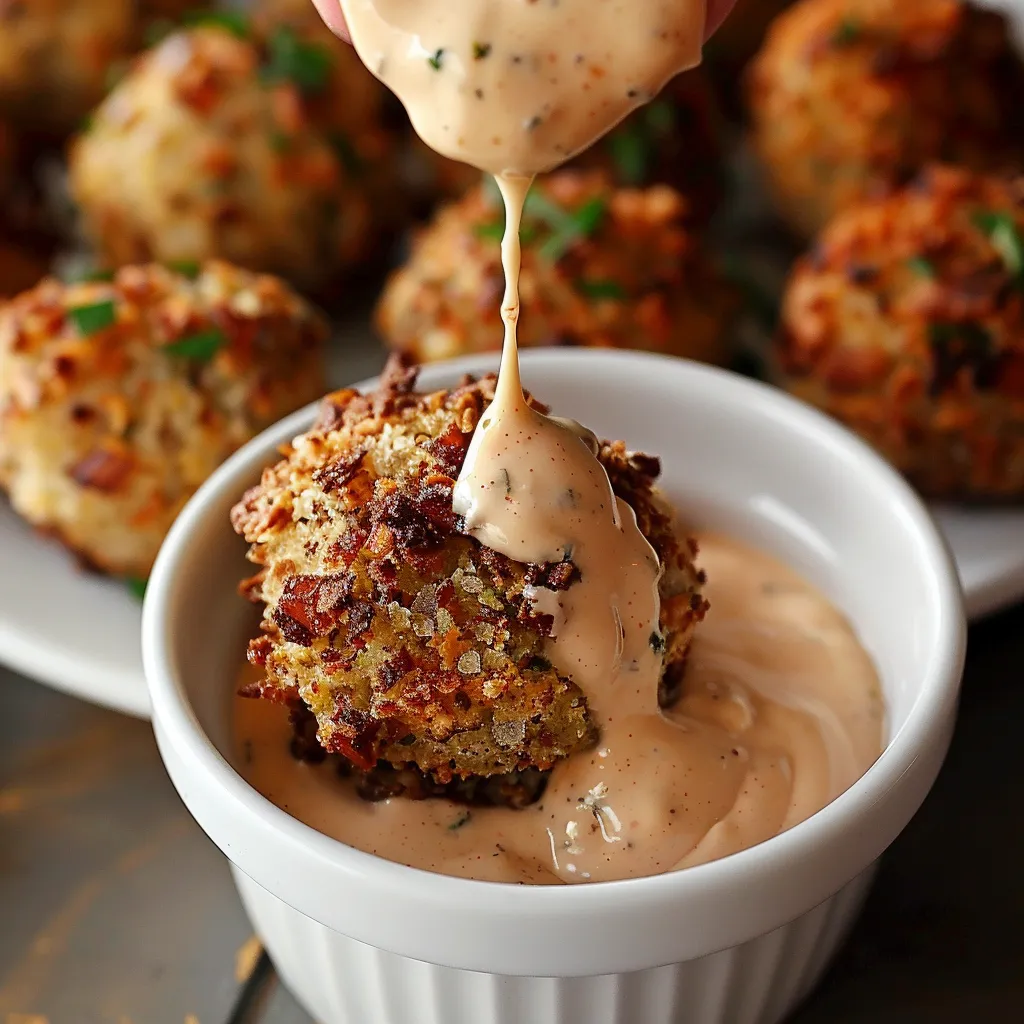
[[143, 350, 966, 1024]]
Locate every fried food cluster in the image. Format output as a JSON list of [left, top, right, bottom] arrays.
[[776, 165, 1024, 500], [0, 261, 327, 578], [375, 172, 735, 365], [232, 357, 708, 789], [69, 26, 375, 291], [748, 0, 1024, 237]]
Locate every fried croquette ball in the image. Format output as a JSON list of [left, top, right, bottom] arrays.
[[69, 27, 373, 292], [776, 165, 1024, 500], [231, 357, 708, 784], [0, 261, 327, 578], [0, 0, 134, 137], [748, 0, 1024, 238], [375, 172, 736, 365]]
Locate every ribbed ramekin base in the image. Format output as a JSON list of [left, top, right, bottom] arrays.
[[232, 864, 876, 1024]]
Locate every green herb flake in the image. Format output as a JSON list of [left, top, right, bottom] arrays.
[[126, 576, 148, 601], [831, 18, 862, 46], [532, 194, 608, 263], [906, 256, 936, 278], [448, 810, 472, 831], [168, 260, 201, 280], [184, 10, 250, 39], [164, 328, 226, 362], [607, 128, 648, 185], [473, 220, 506, 241], [263, 27, 333, 96], [528, 655, 553, 672], [973, 210, 1024, 279], [428, 48, 445, 71], [649, 631, 666, 654], [473, 42, 492, 60], [68, 301, 117, 336], [328, 132, 364, 177], [575, 278, 626, 301], [644, 99, 676, 136]]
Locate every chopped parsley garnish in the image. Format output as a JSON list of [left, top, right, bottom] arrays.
[[164, 328, 226, 362], [906, 255, 936, 278], [428, 48, 445, 71], [606, 99, 679, 183], [68, 301, 117, 335], [263, 27, 333, 96], [523, 191, 608, 263], [168, 260, 201, 280], [575, 278, 626, 301], [448, 810, 472, 831], [832, 18, 862, 46], [473, 42, 492, 60], [184, 10, 250, 39], [126, 577, 148, 601], [972, 210, 1024, 279], [473, 221, 506, 241], [329, 132, 364, 176]]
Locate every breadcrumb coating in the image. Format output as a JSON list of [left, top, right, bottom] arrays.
[[0, 261, 327, 577], [375, 171, 736, 365], [232, 356, 708, 783], [748, 0, 1024, 237], [776, 165, 1024, 499]]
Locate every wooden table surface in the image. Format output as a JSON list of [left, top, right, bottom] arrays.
[[2, 601, 1022, 1024]]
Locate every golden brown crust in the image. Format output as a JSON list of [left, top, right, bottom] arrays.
[[748, 0, 1024, 237], [0, 261, 328, 577], [233, 356, 707, 782], [775, 164, 1024, 499], [375, 171, 736, 365], [69, 26, 374, 291]]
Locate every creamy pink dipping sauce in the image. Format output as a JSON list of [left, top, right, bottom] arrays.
[[235, 534, 884, 885]]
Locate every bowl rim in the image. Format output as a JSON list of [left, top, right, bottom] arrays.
[[143, 349, 966, 974]]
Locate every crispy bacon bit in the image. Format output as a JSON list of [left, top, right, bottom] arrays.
[[314, 388, 360, 432], [68, 447, 133, 492], [516, 600, 555, 637], [371, 353, 419, 416], [325, 705, 380, 769], [369, 478, 457, 553], [626, 451, 661, 479], [378, 647, 414, 690], [275, 573, 352, 641], [424, 421, 472, 477], [525, 559, 580, 591], [346, 600, 374, 642], [313, 446, 366, 493]]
